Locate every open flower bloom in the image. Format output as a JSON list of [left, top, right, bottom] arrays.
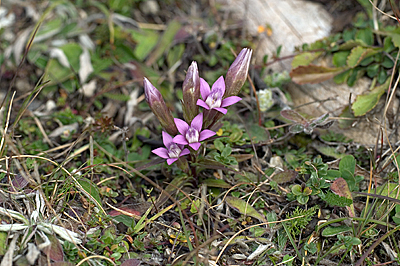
[[152, 131, 190, 165], [196, 76, 242, 115], [173, 113, 216, 150]]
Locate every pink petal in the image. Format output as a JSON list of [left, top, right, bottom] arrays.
[[189, 142, 201, 150], [167, 158, 178, 165], [211, 76, 225, 95], [180, 148, 190, 156], [191, 113, 203, 131], [221, 96, 241, 107], [174, 118, 189, 135], [196, 99, 210, 110], [199, 129, 216, 141], [152, 147, 169, 159], [214, 107, 227, 114], [161, 131, 173, 147], [173, 135, 189, 145], [200, 78, 211, 100]]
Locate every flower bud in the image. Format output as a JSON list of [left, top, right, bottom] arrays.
[[182, 61, 200, 123], [144, 77, 178, 135], [224, 48, 252, 97]]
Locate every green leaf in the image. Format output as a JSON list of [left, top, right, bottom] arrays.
[[346, 46, 379, 68], [338, 39, 368, 50], [131, 29, 159, 61], [202, 179, 231, 188], [248, 124, 269, 142], [333, 69, 351, 84], [291, 52, 322, 68], [351, 77, 390, 116], [290, 65, 347, 85], [291, 184, 302, 196], [0, 232, 7, 255], [221, 146, 232, 158], [78, 178, 102, 208], [355, 28, 374, 46], [272, 170, 298, 184], [167, 44, 185, 68], [214, 139, 224, 152], [145, 19, 182, 66], [332, 51, 350, 67], [322, 225, 352, 237], [226, 196, 266, 222], [339, 155, 356, 176]]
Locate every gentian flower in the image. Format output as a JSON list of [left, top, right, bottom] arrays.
[[225, 48, 252, 97], [152, 131, 190, 165], [173, 113, 215, 150], [196, 76, 241, 115], [182, 62, 200, 122], [144, 78, 178, 136]]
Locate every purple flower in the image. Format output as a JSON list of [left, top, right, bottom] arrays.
[[173, 113, 216, 150], [182, 62, 200, 122], [196, 76, 242, 115], [144, 78, 178, 136], [225, 48, 252, 97], [152, 131, 190, 165]]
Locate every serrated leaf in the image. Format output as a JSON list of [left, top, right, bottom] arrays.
[[351, 77, 390, 116], [77, 178, 102, 208], [226, 196, 266, 222], [290, 65, 347, 85], [291, 52, 322, 68], [346, 46, 379, 68]]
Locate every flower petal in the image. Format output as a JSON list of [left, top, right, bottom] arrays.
[[214, 107, 227, 114], [221, 96, 242, 107], [200, 78, 211, 100], [161, 131, 173, 147], [199, 129, 216, 141], [211, 76, 225, 96], [191, 113, 203, 131], [174, 118, 189, 135], [189, 142, 201, 150], [173, 135, 189, 145], [196, 99, 210, 110], [152, 147, 170, 159], [167, 158, 178, 165], [180, 148, 190, 156]]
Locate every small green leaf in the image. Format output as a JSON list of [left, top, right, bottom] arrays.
[[322, 225, 352, 237], [202, 179, 231, 188], [248, 124, 269, 142], [351, 77, 390, 116], [226, 196, 266, 222], [221, 146, 232, 158], [355, 28, 374, 46], [291, 184, 302, 196], [291, 52, 322, 68], [131, 29, 159, 61], [339, 155, 356, 176], [332, 51, 350, 67], [78, 178, 102, 208], [214, 139, 224, 152]]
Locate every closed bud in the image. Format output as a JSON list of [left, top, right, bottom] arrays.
[[225, 48, 252, 97], [144, 78, 178, 135], [182, 61, 200, 122]]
